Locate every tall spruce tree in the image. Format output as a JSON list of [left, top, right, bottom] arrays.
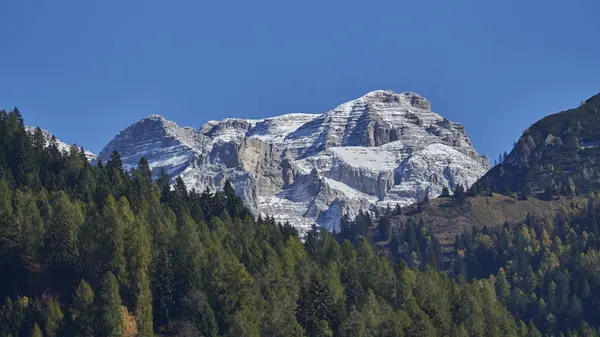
[[71, 279, 95, 337], [96, 272, 123, 337]]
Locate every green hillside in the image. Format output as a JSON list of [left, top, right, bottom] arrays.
[[479, 93, 600, 197]]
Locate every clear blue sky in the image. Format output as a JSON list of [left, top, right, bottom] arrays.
[[1, 0, 598, 160]]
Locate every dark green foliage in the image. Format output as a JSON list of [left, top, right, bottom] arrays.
[[388, 218, 442, 269], [43, 192, 82, 293], [71, 279, 95, 337], [378, 214, 391, 241], [454, 184, 467, 204], [479, 93, 600, 197], [43, 296, 64, 337], [0, 108, 571, 336], [296, 276, 340, 335], [96, 272, 122, 337], [441, 186, 450, 197], [180, 289, 219, 337], [454, 194, 600, 335], [339, 210, 373, 244], [31, 323, 42, 337]]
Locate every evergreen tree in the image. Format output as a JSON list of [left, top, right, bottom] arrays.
[[3, 107, 595, 337], [173, 213, 204, 303], [454, 184, 466, 204], [31, 322, 43, 337], [43, 192, 82, 293], [495, 268, 510, 302], [296, 276, 340, 336], [0, 178, 25, 299], [43, 297, 64, 337], [378, 214, 391, 241], [98, 196, 127, 286], [96, 272, 123, 337], [123, 211, 153, 336], [180, 289, 219, 337], [71, 279, 95, 337], [441, 186, 450, 197]]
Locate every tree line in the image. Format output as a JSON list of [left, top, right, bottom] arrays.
[[0, 108, 549, 336]]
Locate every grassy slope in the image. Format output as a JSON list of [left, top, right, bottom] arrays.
[[389, 194, 588, 249]]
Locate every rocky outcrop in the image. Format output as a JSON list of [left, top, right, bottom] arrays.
[[98, 90, 489, 233]]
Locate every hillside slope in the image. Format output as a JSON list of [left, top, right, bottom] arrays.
[[479, 92, 600, 197], [390, 194, 587, 249]]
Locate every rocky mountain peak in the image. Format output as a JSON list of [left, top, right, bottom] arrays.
[[361, 90, 432, 111], [98, 90, 488, 233]]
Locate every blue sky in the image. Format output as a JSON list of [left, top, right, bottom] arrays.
[[1, 0, 598, 160]]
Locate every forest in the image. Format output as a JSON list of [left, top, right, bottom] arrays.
[[1, 108, 600, 337]]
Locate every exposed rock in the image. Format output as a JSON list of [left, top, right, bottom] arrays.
[[98, 90, 489, 233]]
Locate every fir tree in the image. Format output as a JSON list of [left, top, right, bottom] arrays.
[[31, 322, 43, 337], [441, 186, 450, 198], [96, 272, 123, 337], [378, 214, 391, 241], [44, 297, 64, 337], [71, 279, 95, 337]]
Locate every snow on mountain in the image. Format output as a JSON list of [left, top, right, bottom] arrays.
[[98, 90, 489, 233], [99, 115, 210, 176], [25, 126, 97, 162]]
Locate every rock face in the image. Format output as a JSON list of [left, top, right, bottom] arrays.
[[98, 90, 489, 233]]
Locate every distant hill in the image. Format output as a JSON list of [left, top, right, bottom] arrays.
[[477, 92, 600, 198]]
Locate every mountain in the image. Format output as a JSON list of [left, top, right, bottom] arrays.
[[386, 92, 600, 252], [0, 107, 539, 337], [25, 126, 97, 162], [99, 90, 489, 232], [479, 92, 600, 198]]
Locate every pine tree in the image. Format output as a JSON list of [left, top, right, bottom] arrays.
[[441, 186, 450, 197], [454, 184, 466, 204], [15, 190, 44, 262], [173, 213, 204, 301], [43, 192, 82, 293], [99, 196, 127, 286], [180, 289, 219, 337], [378, 214, 391, 241], [137, 157, 152, 186], [495, 268, 510, 302], [106, 151, 127, 197], [296, 276, 340, 336], [31, 322, 43, 337], [96, 272, 123, 337], [0, 178, 17, 255], [123, 210, 153, 337], [71, 279, 95, 337], [44, 297, 64, 337], [223, 180, 241, 218], [0, 178, 24, 299], [394, 203, 402, 215], [153, 248, 175, 329]]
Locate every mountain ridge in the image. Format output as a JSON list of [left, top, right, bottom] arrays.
[[97, 89, 489, 232], [478, 92, 600, 198]]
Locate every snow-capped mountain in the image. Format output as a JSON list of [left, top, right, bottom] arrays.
[[25, 126, 97, 162], [99, 90, 489, 233]]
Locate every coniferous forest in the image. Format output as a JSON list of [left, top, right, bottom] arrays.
[[3, 108, 600, 337]]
